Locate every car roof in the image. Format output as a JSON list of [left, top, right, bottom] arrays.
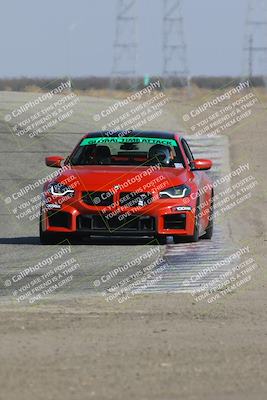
[[85, 130, 183, 140]]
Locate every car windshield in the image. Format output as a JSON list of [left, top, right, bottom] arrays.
[[70, 136, 184, 167]]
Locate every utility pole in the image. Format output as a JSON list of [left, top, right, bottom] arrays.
[[243, 0, 267, 86], [162, 0, 190, 90], [248, 35, 253, 79], [111, 0, 138, 90]]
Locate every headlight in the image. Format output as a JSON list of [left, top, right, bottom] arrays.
[[47, 182, 75, 197], [159, 185, 191, 199]]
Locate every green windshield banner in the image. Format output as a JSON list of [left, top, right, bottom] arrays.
[[80, 136, 177, 147]]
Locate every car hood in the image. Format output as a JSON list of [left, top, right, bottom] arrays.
[[56, 165, 190, 191]]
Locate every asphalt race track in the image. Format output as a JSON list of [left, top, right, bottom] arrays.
[[0, 91, 234, 303]]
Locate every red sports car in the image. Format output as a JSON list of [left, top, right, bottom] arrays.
[[40, 131, 213, 244]]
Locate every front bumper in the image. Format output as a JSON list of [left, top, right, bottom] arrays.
[[41, 195, 197, 237]]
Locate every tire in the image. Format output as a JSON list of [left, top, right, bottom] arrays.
[[154, 235, 167, 245], [39, 215, 78, 245], [39, 230, 63, 245], [173, 199, 200, 244], [187, 199, 200, 242], [202, 193, 214, 240], [173, 235, 184, 244], [39, 224, 64, 245]]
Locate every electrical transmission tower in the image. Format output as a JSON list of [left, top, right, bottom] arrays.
[[243, 0, 267, 86], [162, 0, 190, 89], [111, 0, 138, 89]]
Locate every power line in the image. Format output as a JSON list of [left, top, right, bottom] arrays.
[[243, 0, 267, 85], [162, 0, 190, 89], [111, 0, 138, 89]]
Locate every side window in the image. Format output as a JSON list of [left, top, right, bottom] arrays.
[[181, 139, 194, 164]]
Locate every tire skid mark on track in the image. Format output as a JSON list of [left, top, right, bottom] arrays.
[[141, 135, 236, 294]]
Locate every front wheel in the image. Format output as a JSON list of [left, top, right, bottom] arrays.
[[173, 200, 200, 244], [154, 235, 167, 245], [202, 193, 214, 240], [186, 199, 200, 242], [39, 222, 65, 245], [39, 215, 80, 244]]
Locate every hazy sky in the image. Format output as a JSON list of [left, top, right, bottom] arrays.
[[0, 0, 247, 77]]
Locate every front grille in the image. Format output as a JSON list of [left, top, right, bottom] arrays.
[[77, 214, 155, 233], [164, 214, 186, 230], [48, 211, 71, 228], [82, 191, 114, 206], [119, 192, 153, 207]]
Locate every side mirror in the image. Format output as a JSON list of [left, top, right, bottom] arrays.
[[191, 159, 212, 171], [45, 156, 64, 168]]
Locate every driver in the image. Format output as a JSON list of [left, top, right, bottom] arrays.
[[148, 144, 184, 168], [148, 144, 172, 166]]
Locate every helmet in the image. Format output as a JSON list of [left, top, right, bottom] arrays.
[[148, 144, 171, 165]]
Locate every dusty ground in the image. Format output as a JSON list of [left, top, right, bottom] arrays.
[[0, 89, 266, 400], [0, 291, 266, 400]]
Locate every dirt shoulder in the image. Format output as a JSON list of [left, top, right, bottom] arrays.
[[0, 290, 266, 400]]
